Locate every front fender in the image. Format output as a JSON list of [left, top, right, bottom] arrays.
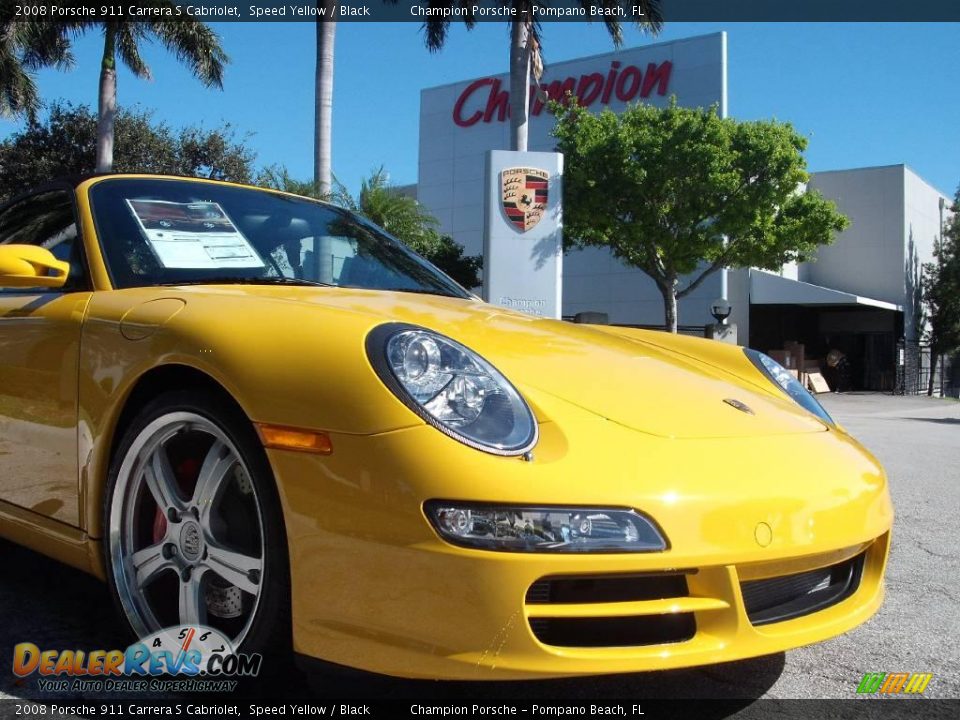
[[77, 289, 422, 538]]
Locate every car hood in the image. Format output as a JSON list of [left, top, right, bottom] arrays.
[[160, 285, 827, 439]]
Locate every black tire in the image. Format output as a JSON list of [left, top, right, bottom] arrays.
[[102, 388, 292, 667]]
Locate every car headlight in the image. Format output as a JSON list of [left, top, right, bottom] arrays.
[[745, 349, 833, 424], [366, 324, 538, 455], [424, 502, 667, 553]]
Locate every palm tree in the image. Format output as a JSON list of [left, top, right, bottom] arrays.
[[258, 165, 483, 287], [66, 13, 227, 172], [0, 14, 72, 119], [258, 164, 328, 200], [335, 167, 484, 287], [424, 1, 663, 151], [259, 165, 436, 241], [315, 8, 336, 196]]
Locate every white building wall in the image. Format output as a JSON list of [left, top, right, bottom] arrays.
[[727, 268, 750, 340], [418, 32, 727, 327], [903, 167, 951, 340], [805, 165, 951, 341], [804, 166, 906, 303]]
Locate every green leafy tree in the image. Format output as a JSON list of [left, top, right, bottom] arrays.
[[552, 100, 850, 331], [259, 165, 482, 288], [0, 12, 72, 118], [423, 1, 662, 151], [415, 234, 483, 289], [0, 102, 256, 201], [922, 190, 960, 395], [59, 10, 228, 172]]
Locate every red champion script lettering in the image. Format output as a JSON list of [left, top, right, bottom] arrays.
[[452, 61, 673, 127]]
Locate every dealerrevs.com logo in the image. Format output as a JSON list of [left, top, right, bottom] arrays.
[[13, 625, 261, 693]]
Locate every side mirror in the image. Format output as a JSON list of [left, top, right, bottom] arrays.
[[0, 244, 70, 289]]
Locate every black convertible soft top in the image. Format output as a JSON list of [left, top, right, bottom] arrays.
[[0, 173, 243, 215]]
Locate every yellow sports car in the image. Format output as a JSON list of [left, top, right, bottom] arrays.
[[0, 174, 891, 679]]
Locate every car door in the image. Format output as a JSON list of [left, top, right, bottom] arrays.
[[0, 188, 92, 526]]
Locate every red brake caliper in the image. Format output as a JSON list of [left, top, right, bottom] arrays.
[[151, 458, 201, 544]]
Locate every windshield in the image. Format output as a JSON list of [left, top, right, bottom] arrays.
[[88, 177, 471, 298]]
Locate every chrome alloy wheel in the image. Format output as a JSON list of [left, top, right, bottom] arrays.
[[109, 412, 265, 645]]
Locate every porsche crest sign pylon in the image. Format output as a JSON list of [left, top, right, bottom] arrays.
[[483, 150, 563, 319], [501, 167, 549, 233]]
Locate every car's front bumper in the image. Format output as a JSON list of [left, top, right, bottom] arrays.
[[265, 401, 893, 680]]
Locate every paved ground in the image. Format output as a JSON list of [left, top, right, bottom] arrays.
[[1, 393, 958, 705]]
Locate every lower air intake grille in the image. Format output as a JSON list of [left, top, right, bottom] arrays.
[[529, 614, 696, 648], [526, 572, 690, 605], [740, 552, 866, 626], [525, 572, 696, 648]]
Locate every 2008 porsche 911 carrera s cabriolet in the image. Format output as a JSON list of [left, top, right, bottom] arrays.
[[0, 174, 891, 679]]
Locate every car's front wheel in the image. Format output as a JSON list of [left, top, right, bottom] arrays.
[[104, 389, 290, 658]]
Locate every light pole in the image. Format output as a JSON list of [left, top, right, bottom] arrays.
[[939, 196, 946, 253], [710, 297, 733, 325], [706, 297, 737, 344]]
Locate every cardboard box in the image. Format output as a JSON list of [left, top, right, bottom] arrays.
[[784, 342, 806, 374], [807, 372, 831, 394], [769, 349, 794, 369]]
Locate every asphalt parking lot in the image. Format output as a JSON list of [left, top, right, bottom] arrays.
[[1, 393, 958, 706]]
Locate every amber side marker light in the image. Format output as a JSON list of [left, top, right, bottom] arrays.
[[256, 424, 333, 454]]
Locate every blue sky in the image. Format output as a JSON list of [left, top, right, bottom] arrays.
[[2, 21, 958, 196]]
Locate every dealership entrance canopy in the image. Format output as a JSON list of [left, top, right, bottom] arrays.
[[412, 33, 952, 390], [750, 271, 901, 312]]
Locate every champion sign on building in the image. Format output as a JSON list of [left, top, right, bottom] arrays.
[[418, 32, 727, 324], [453, 60, 673, 127]]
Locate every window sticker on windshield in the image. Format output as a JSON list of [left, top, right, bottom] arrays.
[[126, 199, 265, 269]]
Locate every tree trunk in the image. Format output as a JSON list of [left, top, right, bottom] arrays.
[[314, 12, 336, 197], [509, 20, 531, 152], [657, 279, 679, 333], [928, 351, 938, 396], [95, 28, 117, 173]]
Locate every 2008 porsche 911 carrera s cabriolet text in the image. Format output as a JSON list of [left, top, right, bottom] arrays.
[[0, 174, 891, 679]]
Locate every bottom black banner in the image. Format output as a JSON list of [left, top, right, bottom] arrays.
[[1, 699, 959, 720]]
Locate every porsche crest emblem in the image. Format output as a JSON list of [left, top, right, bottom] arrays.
[[501, 167, 548, 232]]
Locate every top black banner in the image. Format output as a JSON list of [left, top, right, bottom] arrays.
[[7, 1, 960, 23]]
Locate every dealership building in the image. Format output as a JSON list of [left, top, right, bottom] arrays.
[[413, 32, 952, 390]]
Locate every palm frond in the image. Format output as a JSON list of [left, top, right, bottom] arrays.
[[527, 15, 544, 81], [15, 22, 73, 71], [600, 0, 625, 46], [150, 8, 228, 89], [0, 16, 74, 118], [573, 0, 662, 43], [422, 0, 476, 51], [0, 50, 39, 118], [116, 25, 151, 79], [330, 174, 358, 210], [630, 0, 664, 33], [423, 19, 449, 53]]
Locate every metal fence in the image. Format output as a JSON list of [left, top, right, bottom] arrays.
[[895, 341, 959, 398]]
